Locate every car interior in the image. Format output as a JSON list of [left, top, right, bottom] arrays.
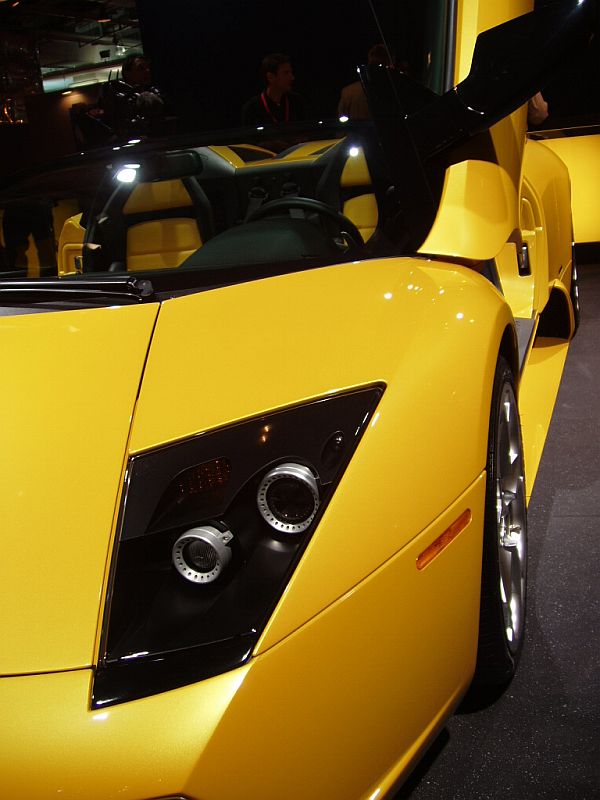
[[51, 137, 383, 279]]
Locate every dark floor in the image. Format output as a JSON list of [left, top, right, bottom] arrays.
[[394, 263, 600, 800]]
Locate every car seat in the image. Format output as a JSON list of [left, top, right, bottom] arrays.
[[121, 177, 214, 271], [315, 142, 378, 243]]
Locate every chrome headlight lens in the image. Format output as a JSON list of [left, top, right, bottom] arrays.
[[94, 386, 383, 707], [172, 524, 234, 583], [257, 462, 319, 533]]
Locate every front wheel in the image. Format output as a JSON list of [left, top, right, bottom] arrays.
[[473, 356, 527, 687]]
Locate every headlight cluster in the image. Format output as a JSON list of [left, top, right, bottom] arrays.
[[93, 386, 383, 707]]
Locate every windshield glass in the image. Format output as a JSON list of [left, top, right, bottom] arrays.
[[0, 0, 455, 289], [0, 124, 389, 290]]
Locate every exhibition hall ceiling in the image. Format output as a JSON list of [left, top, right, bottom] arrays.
[[0, 0, 143, 88]]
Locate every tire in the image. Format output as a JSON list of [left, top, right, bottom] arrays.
[[473, 356, 527, 687], [570, 254, 581, 334]]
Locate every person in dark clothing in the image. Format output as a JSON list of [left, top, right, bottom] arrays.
[[337, 43, 393, 120], [74, 53, 166, 148], [2, 200, 57, 273], [242, 53, 307, 125], [98, 54, 165, 140]]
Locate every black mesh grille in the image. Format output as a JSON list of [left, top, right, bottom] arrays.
[[186, 540, 218, 572]]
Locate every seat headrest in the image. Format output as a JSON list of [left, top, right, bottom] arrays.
[[340, 148, 372, 188], [123, 179, 193, 215]]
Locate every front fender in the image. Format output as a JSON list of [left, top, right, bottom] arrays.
[[129, 257, 514, 648]]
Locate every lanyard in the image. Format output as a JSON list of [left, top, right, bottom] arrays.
[[260, 92, 289, 123]]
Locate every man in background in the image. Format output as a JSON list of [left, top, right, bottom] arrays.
[[338, 43, 392, 120], [242, 53, 307, 125], [74, 53, 166, 147], [98, 53, 165, 140]]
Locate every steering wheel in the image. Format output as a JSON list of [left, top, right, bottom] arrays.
[[246, 196, 364, 250]]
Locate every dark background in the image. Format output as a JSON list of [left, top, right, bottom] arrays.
[[135, 0, 445, 130], [0, 1, 598, 173], [535, 0, 600, 127], [135, 0, 600, 132], [136, 0, 381, 129]]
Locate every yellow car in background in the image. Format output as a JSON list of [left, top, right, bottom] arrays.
[[0, 1, 594, 798]]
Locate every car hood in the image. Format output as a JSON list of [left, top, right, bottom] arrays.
[[0, 302, 159, 675], [0, 257, 505, 676]]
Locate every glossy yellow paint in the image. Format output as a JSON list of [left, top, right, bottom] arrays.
[[428, 0, 536, 267], [455, 0, 531, 218], [1, 2, 578, 798], [0, 303, 159, 674], [523, 139, 572, 312], [496, 241, 534, 319], [131, 260, 508, 456], [519, 337, 569, 497], [0, 666, 251, 800], [0, 475, 485, 800], [418, 160, 518, 261], [130, 258, 511, 652], [198, 476, 486, 800], [540, 131, 600, 243], [454, 0, 533, 84]]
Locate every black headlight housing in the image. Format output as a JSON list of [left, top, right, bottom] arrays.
[[93, 385, 383, 707]]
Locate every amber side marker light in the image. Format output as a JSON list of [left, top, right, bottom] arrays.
[[416, 509, 472, 570]]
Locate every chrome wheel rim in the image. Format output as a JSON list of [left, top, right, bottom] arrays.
[[495, 382, 527, 654]]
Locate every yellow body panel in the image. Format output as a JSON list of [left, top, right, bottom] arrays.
[[519, 337, 569, 497], [0, 303, 159, 674], [455, 0, 531, 226], [523, 140, 572, 298], [130, 258, 510, 651], [0, 475, 485, 800], [455, 0, 533, 84], [496, 241, 534, 318], [540, 131, 600, 243], [497, 140, 572, 320], [0, 0, 582, 797], [426, 0, 531, 265], [419, 160, 518, 261], [0, 667, 251, 800]]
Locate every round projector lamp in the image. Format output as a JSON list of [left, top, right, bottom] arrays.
[[257, 462, 319, 534], [172, 525, 233, 584]]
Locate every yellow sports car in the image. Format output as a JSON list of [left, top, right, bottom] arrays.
[[0, 1, 593, 798]]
